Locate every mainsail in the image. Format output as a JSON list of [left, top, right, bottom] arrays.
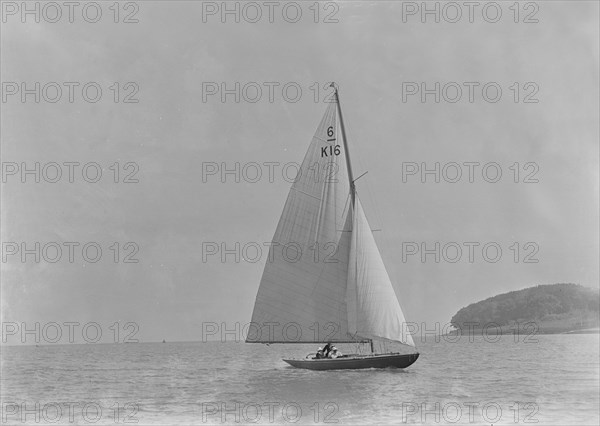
[[248, 90, 414, 349]]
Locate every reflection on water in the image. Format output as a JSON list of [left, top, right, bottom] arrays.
[[1, 335, 598, 424]]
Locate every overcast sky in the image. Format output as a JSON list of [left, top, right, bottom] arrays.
[[1, 1, 598, 343]]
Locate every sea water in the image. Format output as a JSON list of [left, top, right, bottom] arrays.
[[1, 334, 598, 425]]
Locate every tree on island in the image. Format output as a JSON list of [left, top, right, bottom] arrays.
[[450, 283, 599, 333]]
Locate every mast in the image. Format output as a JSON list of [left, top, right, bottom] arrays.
[[334, 83, 368, 351], [332, 83, 356, 207]]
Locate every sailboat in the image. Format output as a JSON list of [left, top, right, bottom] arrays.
[[247, 83, 419, 370]]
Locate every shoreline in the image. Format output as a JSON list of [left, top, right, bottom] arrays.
[[446, 327, 600, 336]]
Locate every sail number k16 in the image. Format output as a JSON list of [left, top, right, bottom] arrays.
[[321, 145, 340, 158], [321, 126, 341, 157]]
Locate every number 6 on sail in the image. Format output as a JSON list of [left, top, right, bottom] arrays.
[[247, 83, 419, 370]]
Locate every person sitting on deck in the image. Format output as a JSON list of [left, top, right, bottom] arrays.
[[330, 347, 342, 359], [315, 347, 324, 359], [322, 343, 332, 358]]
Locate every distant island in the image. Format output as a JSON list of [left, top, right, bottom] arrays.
[[450, 283, 599, 334]]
